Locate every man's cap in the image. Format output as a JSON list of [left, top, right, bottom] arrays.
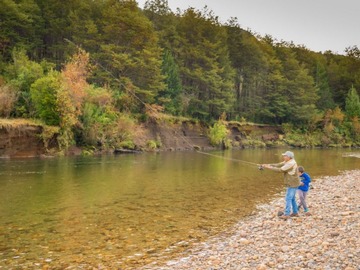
[[282, 151, 294, 159]]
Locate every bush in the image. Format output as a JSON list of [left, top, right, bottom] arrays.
[[208, 119, 228, 147], [146, 140, 158, 150], [118, 140, 136, 150], [241, 139, 266, 148], [81, 95, 137, 150], [30, 71, 61, 125], [0, 82, 18, 117], [56, 49, 90, 150], [6, 49, 44, 117], [40, 125, 60, 151], [81, 102, 116, 146]]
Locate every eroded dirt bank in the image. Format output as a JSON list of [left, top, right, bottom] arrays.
[[0, 121, 48, 158], [0, 119, 282, 158]]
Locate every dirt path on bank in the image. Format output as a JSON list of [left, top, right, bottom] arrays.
[[142, 170, 360, 270]]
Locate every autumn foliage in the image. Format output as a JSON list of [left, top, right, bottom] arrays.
[[0, 81, 18, 118], [56, 49, 90, 149]]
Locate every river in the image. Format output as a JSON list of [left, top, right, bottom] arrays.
[[0, 148, 359, 268]]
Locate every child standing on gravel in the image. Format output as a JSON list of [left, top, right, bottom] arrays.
[[297, 166, 311, 215]]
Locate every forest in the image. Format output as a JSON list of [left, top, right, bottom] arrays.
[[1, 0, 360, 151]]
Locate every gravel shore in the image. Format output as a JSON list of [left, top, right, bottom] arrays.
[[143, 170, 360, 270]]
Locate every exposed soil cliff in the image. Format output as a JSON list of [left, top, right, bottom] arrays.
[[132, 120, 283, 151], [0, 122, 45, 158], [130, 120, 212, 152], [0, 119, 283, 158]]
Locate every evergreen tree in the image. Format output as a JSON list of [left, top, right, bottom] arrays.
[[96, 0, 165, 111], [325, 54, 344, 107], [157, 50, 182, 115], [345, 46, 360, 93], [315, 62, 335, 111], [176, 7, 235, 120], [326, 51, 360, 108], [143, 0, 179, 50], [34, 0, 77, 64], [226, 20, 269, 121], [275, 46, 319, 125], [0, 0, 43, 61], [258, 57, 288, 124], [345, 86, 360, 119]]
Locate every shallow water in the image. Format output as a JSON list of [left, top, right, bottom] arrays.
[[0, 148, 359, 268]]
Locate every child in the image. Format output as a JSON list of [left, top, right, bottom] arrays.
[[297, 166, 311, 215]]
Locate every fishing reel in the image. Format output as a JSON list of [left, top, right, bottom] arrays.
[[258, 165, 264, 171]]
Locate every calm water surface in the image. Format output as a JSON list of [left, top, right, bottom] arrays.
[[0, 148, 359, 268]]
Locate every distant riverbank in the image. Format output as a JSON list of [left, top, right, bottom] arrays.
[[0, 118, 282, 158], [142, 170, 360, 270]]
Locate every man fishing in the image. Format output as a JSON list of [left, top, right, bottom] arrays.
[[261, 151, 301, 219]]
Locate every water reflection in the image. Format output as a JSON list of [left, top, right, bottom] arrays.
[[0, 149, 359, 268]]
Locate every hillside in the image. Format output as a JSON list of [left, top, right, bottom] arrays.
[[1, 0, 360, 151]]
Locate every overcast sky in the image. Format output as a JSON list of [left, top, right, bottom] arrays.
[[137, 0, 360, 54]]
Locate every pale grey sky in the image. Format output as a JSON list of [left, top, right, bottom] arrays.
[[137, 0, 360, 54]]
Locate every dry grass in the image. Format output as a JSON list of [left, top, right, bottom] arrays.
[[0, 118, 42, 130], [0, 84, 18, 117]]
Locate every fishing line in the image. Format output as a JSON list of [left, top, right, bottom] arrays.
[[64, 39, 261, 169], [173, 129, 260, 168], [64, 38, 148, 109]]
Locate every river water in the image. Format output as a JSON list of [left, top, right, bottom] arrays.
[[0, 148, 359, 268]]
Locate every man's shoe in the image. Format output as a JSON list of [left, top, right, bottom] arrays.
[[290, 213, 299, 217], [279, 215, 290, 220]]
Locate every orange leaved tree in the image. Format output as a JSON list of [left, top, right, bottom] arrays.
[[57, 48, 90, 150]]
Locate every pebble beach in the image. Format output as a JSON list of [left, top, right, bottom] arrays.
[[143, 170, 360, 270]]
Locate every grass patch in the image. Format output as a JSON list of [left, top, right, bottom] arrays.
[[0, 118, 41, 129]]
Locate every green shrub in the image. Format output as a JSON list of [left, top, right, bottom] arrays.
[[30, 71, 61, 125], [224, 138, 233, 149], [81, 92, 137, 150], [208, 120, 228, 147], [118, 140, 135, 150], [81, 102, 117, 147], [6, 49, 44, 117], [82, 149, 94, 156], [146, 140, 158, 150]]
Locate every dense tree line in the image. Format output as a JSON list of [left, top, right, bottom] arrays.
[[1, 0, 360, 148]]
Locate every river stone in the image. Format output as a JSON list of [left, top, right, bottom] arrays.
[[257, 264, 267, 270], [239, 238, 250, 245]]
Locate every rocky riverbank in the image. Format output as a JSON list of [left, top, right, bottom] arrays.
[[142, 170, 360, 270]]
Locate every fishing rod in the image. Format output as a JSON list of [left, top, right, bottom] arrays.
[[64, 39, 263, 170]]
